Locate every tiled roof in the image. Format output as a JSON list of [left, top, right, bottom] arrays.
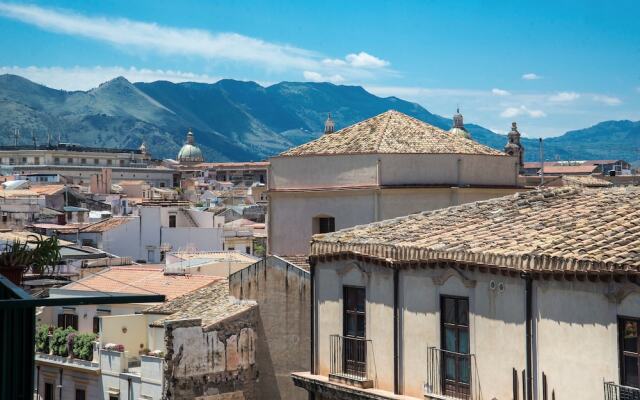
[[562, 175, 613, 188], [145, 280, 256, 327], [278, 255, 311, 271], [311, 187, 640, 274], [278, 110, 506, 157], [63, 267, 222, 300], [170, 250, 259, 263], [80, 217, 137, 233], [29, 185, 66, 196]]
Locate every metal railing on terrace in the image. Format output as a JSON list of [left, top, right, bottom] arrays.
[[605, 382, 640, 400], [329, 334, 373, 385], [424, 346, 479, 400]]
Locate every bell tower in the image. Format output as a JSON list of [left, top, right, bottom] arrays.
[[324, 113, 335, 135], [504, 122, 525, 171]]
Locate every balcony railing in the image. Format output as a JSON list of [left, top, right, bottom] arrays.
[[329, 335, 373, 387], [604, 382, 640, 400], [424, 346, 478, 400]]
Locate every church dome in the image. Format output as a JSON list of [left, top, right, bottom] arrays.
[[177, 130, 204, 163], [449, 108, 471, 139]]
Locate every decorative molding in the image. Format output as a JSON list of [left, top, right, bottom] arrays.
[[606, 283, 640, 304], [336, 261, 369, 279], [432, 267, 476, 288]]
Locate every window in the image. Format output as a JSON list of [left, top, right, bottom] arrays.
[[9, 158, 14, 165], [94, 158, 100, 165], [82, 239, 95, 247], [313, 216, 335, 234], [75, 388, 86, 400], [21, 157, 27, 163], [245, 246, 251, 254], [80, 158, 86, 164], [343, 286, 366, 376], [109, 396, 119, 400], [169, 214, 176, 228], [441, 296, 470, 397], [58, 313, 79, 330], [147, 249, 155, 263], [107, 159, 112, 166], [67, 157, 73, 164], [93, 316, 100, 334], [119, 159, 125, 166], [44, 383, 54, 400], [620, 317, 640, 388], [34, 157, 40, 165], [54, 157, 60, 165]]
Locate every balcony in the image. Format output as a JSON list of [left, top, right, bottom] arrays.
[[329, 334, 374, 389], [604, 382, 640, 400], [424, 347, 478, 400]]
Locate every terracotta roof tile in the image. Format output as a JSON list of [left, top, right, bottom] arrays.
[[279, 110, 506, 157], [145, 280, 256, 327], [311, 187, 640, 274], [562, 175, 613, 188], [63, 267, 222, 300], [80, 217, 137, 233]]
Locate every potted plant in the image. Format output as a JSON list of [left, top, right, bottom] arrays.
[[0, 235, 61, 285], [0, 240, 33, 285]]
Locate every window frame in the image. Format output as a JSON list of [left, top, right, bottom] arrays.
[[440, 295, 471, 398], [619, 315, 640, 388], [58, 313, 79, 330], [343, 285, 366, 339]]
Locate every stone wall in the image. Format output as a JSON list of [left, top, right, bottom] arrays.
[[163, 308, 258, 400], [229, 256, 310, 400]]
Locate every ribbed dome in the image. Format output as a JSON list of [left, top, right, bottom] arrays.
[[449, 127, 471, 139], [177, 130, 204, 163]]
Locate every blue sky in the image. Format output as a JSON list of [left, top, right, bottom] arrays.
[[0, 0, 639, 137]]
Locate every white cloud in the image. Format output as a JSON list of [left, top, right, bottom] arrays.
[[303, 71, 345, 84], [522, 73, 542, 80], [492, 88, 511, 96], [0, 2, 389, 80], [592, 95, 622, 106], [345, 52, 389, 68], [322, 52, 389, 69], [549, 91, 580, 102], [0, 65, 220, 90], [500, 105, 546, 118]]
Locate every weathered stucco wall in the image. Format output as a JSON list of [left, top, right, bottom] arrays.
[[313, 259, 640, 400], [269, 187, 523, 256], [229, 257, 310, 400], [163, 308, 258, 400]]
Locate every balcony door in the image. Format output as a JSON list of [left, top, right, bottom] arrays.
[[343, 286, 366, 377], [441, 296, 471, 398]]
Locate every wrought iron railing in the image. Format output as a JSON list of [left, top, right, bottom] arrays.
[[329, 334, 372, 382], [425, 346, 479, 400], [604, 382, 640, 400]]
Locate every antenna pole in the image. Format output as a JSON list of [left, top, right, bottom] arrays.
[[539, 138, 544, 187]]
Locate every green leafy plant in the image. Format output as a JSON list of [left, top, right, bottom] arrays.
[[51, 326, 76, 357], [29, 235, 62, 276], [73, 333, 97, 361], [35, 325, 51, 353], [0, 235, 62, 277]]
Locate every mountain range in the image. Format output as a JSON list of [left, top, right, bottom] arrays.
[[0, 74, 638, 163]]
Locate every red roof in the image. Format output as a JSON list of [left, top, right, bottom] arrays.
[[63, 267, 222, 300]]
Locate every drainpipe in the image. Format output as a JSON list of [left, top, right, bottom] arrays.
[[309, 260, 316, 400], [393, 268, 400, 394], [128, 377, 132, 400], [58, 367, 63, 400], [35, 366, 40, 398], [522, 272, 534, 400]]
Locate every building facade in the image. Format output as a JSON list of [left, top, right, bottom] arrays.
[[293, 187, 640, 400], [268, 110, 523, 256]]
